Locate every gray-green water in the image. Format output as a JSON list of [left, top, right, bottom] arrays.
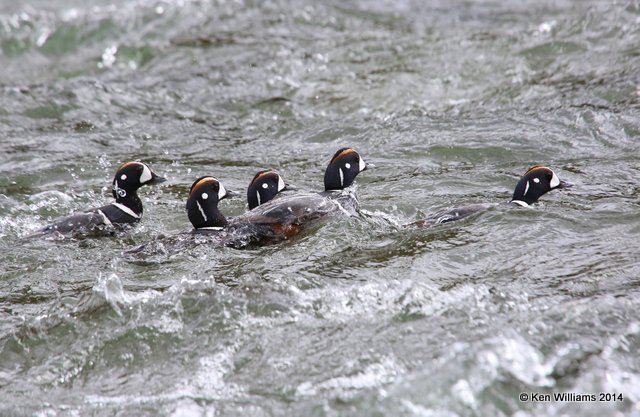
[[1, 1, 639, 416]]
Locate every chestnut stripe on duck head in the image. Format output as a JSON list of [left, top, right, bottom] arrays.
[[189, 176, 231, 201]]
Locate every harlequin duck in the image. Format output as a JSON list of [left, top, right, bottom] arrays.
[[187, 148, 370, 245], [410, 166, 572, 227], [32, 161, 166, 236], [186, 175, 237, 230], [247, 170, 294, 210], [510, 166, 571, 206]]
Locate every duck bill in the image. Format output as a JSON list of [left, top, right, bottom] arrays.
[[224, 189, 239, 199], [148, 172, 167, 184], [557, 180, 573, 189], [283, 183, 297, 191], [362, 162, 375, 171]]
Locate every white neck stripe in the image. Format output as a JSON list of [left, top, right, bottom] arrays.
[[523, 180, 530, 196], [256, 190, 261, 206], [198, 226, 224, 230], [97, 209, 112, 225], [511, 200, 530, 207], [339, 168, 344, 187], [196, 200, 208, 222], [113, 202, 141, 219]]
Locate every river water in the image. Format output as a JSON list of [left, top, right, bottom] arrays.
[[1, 1, 639, 416]]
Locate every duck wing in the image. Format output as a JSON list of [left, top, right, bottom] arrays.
[[35, 210, 108, 235], [234, 193, 337, 226]]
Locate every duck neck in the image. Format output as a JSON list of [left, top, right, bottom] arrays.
[[324, 165, 346, 191], [115, 192, 143, 217], [188, 199, 228, 229], [206, 209, 228, 228]]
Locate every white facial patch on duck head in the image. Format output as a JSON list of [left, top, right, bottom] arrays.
[[218, 182, 227, 200], [201, 192, 208, 200], [277, 175, 286, 191], [345, 163, 351, 169], [549, 171, 560, 188], [262, 182, 269, 189], [358, 155, 366, 172], [139, 163, 153, 184]]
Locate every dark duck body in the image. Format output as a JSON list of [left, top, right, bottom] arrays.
[[410, 166, 572, 227], [32, 161, 165, 236], [188, 148, 370, 245]]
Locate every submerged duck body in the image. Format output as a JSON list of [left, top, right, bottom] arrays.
[[32, 161, 165, 236], [410, 166, 572, 227], [230, 191, 342, 241]]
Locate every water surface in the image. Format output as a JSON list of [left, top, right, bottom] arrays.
[[1, 1, 639, 416]]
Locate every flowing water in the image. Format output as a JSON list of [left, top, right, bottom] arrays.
[[1, 0, 639, 416]]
